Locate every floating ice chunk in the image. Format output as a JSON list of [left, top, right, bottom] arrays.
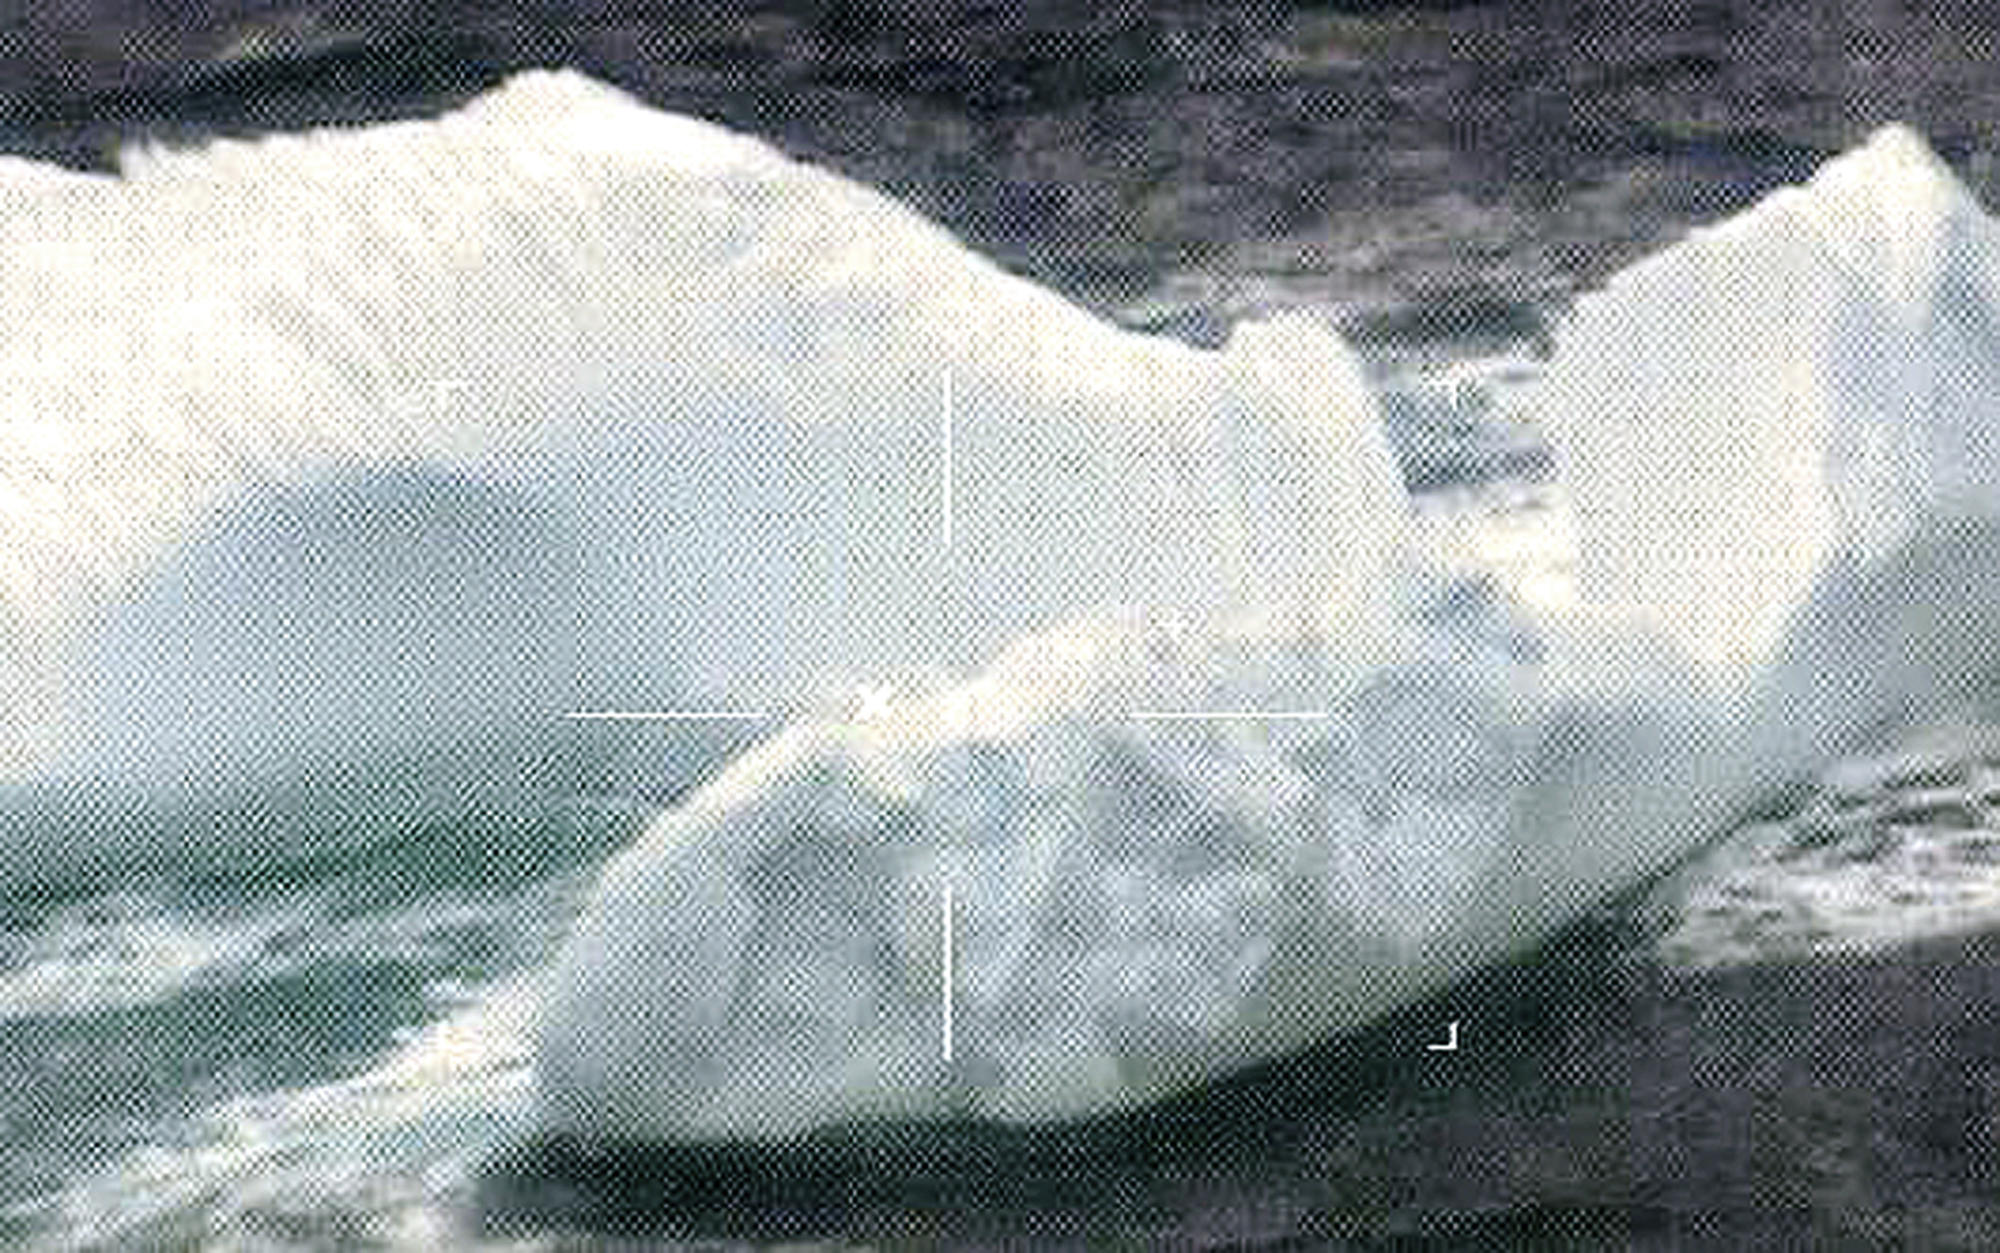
[[535, 594, 1742, 1138], [536, 125, 2000, 1143]]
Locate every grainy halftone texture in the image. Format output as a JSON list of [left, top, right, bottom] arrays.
[[4, 5, 1999, 1249]]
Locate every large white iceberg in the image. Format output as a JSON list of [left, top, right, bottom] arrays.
[[538, 125, 2000, 1138], [0, 71, 1394, 885]]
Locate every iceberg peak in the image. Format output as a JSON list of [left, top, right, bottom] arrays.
[[1818, 122, 1962, 198], [1538, 122, 2000, 680], [1785, 123, 1977, 315]]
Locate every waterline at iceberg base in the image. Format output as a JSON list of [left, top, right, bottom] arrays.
[[485, 917, 2000, 1248]]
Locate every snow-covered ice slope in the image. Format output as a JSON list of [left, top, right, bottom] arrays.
[[0, 71, 1396, 885], [538, 126, 2000, 1139]]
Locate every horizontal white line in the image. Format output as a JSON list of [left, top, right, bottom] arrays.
[[564, 710, 771, 722], [569, 710, 1331, 725], [1128, 710, 1330, 721]]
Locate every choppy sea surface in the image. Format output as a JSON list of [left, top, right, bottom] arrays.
[[0, 797, 631, 1246], [7, 2, 2000, 351]]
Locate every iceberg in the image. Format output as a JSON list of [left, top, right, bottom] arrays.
[[537, 125, 2000, 1139], [0, 72, 1395, 885]]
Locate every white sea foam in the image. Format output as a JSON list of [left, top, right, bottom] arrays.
[[0, 892, 297, 1021], [24, 975, 541, 1252], [1648, 720, 2000, 967]]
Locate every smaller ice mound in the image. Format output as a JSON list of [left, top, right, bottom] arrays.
[[1534, 125, 2000, 768], [536, 592, 1741, 1140]]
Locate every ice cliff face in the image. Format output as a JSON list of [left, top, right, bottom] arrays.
[[1535, 126, 2000, 762]]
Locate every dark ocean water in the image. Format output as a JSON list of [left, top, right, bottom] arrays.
[[0, 801, 633, 1232]]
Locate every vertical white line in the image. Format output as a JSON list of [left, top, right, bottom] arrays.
[[941, 880, 955, 1062], [939, 370, 957, 1066], [941, 368, 954, 553]]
